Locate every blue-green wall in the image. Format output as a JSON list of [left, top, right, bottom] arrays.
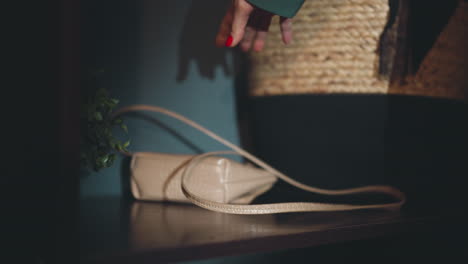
[[80, 0, 240, 198]]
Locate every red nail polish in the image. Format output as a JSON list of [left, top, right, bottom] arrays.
[[225, 35, 233, 47]]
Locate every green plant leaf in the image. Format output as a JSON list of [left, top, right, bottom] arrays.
[[109, 154, 116, 163], [115, 143, 123, 151], [94, 111, 103, 121], [121, 124, 128, 133], [105, 155, 114, 167], [80, 84, 131, 172], [101, 154, 109, 164]]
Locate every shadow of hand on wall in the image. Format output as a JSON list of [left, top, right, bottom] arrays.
[[177, 0, 232, 82]]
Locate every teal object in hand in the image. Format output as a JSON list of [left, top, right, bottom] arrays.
[[247, 0, 305, 18]]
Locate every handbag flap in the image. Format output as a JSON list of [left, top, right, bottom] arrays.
[[130, 152, 277, 204]]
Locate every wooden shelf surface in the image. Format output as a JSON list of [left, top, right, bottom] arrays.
[[79, 197, 447, 263]]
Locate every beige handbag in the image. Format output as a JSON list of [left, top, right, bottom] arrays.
[[114, 105, 406, 215], [130, 152, 277, 205]]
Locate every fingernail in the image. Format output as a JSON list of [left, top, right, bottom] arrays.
[[225, 35, 233, 47]]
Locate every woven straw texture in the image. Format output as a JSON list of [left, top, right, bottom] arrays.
[[248, 0, 390, 96], [390, 1, 468, 100]]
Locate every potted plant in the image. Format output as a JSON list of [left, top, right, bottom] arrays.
[[80, 76, 130, 172]]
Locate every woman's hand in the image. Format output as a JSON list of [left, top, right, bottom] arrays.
[[216, 0, 293, 52]]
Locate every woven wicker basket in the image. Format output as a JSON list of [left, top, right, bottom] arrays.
[[248, 0, 468, 100], [248, 0, 390, 96], [390, 1, 468, 100]]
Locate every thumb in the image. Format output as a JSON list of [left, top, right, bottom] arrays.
[[228, 1, 254, 47]]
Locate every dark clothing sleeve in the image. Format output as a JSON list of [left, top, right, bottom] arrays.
[[247, 0, 305, 18]]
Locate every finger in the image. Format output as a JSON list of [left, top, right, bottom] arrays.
[[229, 1, 254, 47], [253, 30, 268, 52], [240, 9, 262, 52], [280, 17, 293, 45], [252, 13, 272, 52], [215, 6, 234, 47], [240, 26, 256, 52]]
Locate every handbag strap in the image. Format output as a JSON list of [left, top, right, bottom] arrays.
[[114, 105, 406, 214]]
